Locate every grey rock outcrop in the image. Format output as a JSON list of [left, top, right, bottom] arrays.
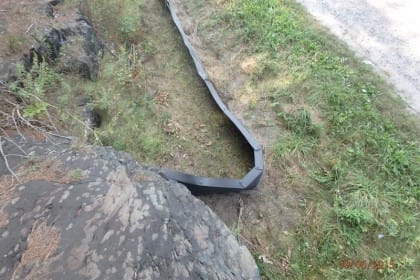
[[22, 13, 103, 81], [52, 17, 104, 81], [0, 136, 259, 280], [0, 0, 103, 82]]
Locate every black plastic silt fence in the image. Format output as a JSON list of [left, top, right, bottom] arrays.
[[158, 0, 264, 194]]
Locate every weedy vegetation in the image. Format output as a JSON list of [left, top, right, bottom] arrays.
[[82, 49, 168, 160], [3, 58, 101, 143]]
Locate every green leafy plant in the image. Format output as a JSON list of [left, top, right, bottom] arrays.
[[10, 61, 63, 121], [120, 15, 137, 40], [23, 102, 48, 118]]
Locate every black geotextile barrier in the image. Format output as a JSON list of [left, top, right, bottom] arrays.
[[159, 0, 264, 194]]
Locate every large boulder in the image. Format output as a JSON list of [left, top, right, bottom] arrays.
[[0, 136, 259, 280]]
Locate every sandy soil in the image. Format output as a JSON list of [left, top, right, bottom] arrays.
[[296, 0, 420, 114]]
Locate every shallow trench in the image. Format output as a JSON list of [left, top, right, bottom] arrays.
[[92, 0, 253, 179]]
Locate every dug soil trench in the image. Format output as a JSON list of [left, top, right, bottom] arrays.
[[96, 0, 254, 179], [0, 0, 253, 180], [168, 0, 305, 260]]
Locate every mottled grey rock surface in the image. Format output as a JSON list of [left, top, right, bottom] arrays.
[[0, 136, 259, 280], [0, 0, 103, 82], [52, 17, 103, 81]]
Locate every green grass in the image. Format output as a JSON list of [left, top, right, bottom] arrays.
[[81, 0, 142, 44], [5, 34, 29, 55], [227, 0, 419, 278], [82, 50, 169, 162]]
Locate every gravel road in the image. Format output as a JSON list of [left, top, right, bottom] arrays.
[[296, 0, 420, 114]]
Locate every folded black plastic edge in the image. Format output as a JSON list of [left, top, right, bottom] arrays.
[[159, 0, 264, 194]]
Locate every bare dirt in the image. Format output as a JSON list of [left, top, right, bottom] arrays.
[[296, 0, 420, 115]]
